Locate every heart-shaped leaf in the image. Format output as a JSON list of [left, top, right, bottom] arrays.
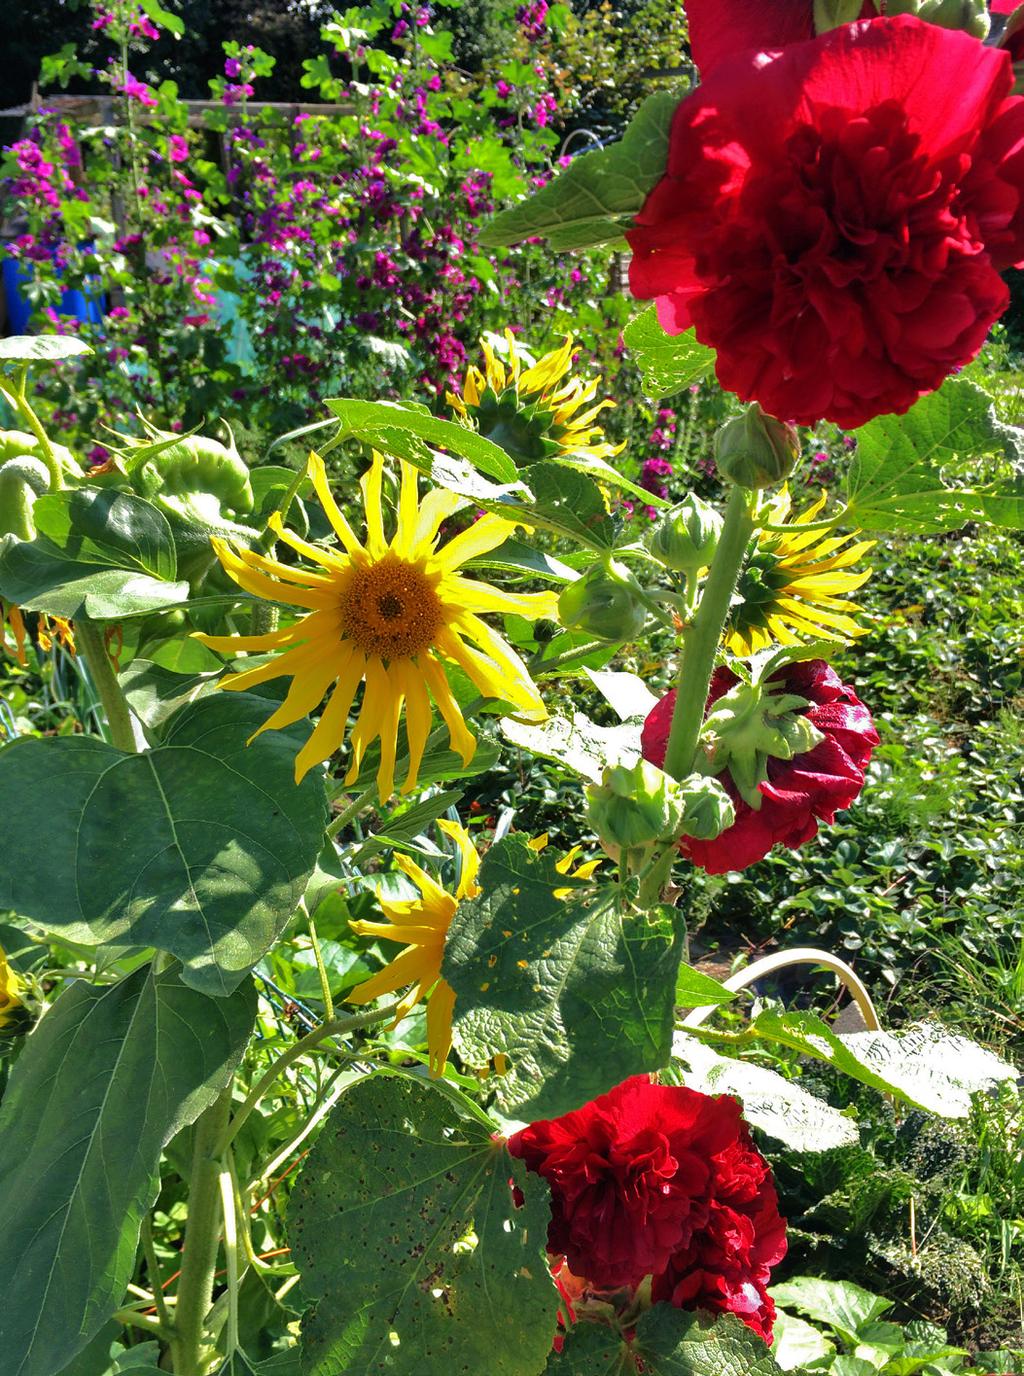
[[0, 693, 327, 994]]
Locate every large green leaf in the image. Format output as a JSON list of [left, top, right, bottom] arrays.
[[444, 836, 683, 1118], [548, 1308, 786, 1375], [500, 709, 641, 783], [118, 658, 225, 732], [0, 692, 327, 995], [671, 1032, 859, 1153], [701, 1012, 1016, 1118], [0, 965, 255, 1376], [0, 335, 93, 363], [623, 307, 716, 400], [324, 398, 520, 484], [770, 1277, 892, 1348], [844, 376, 1024, 532], [0, 533, 188, 619], [32, 488, 178, 582], [479, 92, 678, 250], [288, 1075, 558, 1376]]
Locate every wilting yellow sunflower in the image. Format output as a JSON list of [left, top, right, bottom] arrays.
[[348, 818, 481, 1076], [348, 824, 602, 1075], [1, 600, 27, 664], [194, 452, 557, 798], [0, 946, 25, 1032], [727, 488, 875, 656], [1, 604, 76, 663], [447, 330, 624, 465]]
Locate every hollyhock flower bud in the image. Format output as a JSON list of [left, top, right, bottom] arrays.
[[642, 660, 879, 873], [714, 406, 799, 491], [648, 493, 722, 575], [677, 773, 735, 841], [508, 1076, 787, 1340], [585, 759, 687, 849], [558, 560, 647, 642]]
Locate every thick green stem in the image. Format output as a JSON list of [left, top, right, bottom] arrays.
[[662, 485, 754, 781], [1, 372, 63, 491], [169, 1089, 233, 1376], [75, 619, 138, 752]]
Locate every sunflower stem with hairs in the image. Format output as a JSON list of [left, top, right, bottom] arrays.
[[195, 452, 558, 800]]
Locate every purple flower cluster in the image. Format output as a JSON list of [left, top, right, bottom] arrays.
[[516, 1, 549, 41]]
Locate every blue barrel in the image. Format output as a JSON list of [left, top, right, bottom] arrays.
[[2, 256, 105, 332]]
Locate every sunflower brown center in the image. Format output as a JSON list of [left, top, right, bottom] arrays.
[[339, 554, 444, 660]]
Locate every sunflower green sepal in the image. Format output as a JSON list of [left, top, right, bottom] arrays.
[[448, 331, 624, 467]]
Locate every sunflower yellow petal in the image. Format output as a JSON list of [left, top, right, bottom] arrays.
[[438, 819, 482, 899], [293, 650, 366, 782], [267, 512, 350, 571], [398, 659, 433, 795], [433, 513, 519, 571], [344, 656, 389, 786], [426, 979, 457, 1077], [420, 653, 476, 765], [308, 451, 364, 555]]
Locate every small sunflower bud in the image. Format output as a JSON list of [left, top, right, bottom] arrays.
[[586, 759, 686, 849], [0, 456, 50, 539], [558, 559, 647, 642], [714, 405, 800, 491], [647, 493, 722, 576], [879, 0, 989, 37], [676, 774, 736, 841]]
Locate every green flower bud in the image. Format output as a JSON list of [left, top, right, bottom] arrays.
[[558, 559, 648, 642], [676, 774, 735, 841], [814, 0, 869, 32], [647, 493, 722, 575], [879, 0, 988, 37], [714, 405, 800, 491], [0, 457, 50, 539], [586, 759, 686, 849]]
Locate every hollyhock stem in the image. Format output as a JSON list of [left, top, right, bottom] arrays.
[[662, 485, 754, 781]]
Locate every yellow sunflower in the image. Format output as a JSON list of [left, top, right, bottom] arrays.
[[194, 452, 557, 799], [0, 946, 25, 1032], [727, 488, 875, 656], [447, 330, 624, 465], [348, 818, 481, 1076], [348, 824, 602, 1076]]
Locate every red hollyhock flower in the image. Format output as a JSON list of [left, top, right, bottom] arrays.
[[508, 1077, 786, 1340], [684, 0, 874, 77], [627, 17, 1024, 428], [642, 660, 879, 874]]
